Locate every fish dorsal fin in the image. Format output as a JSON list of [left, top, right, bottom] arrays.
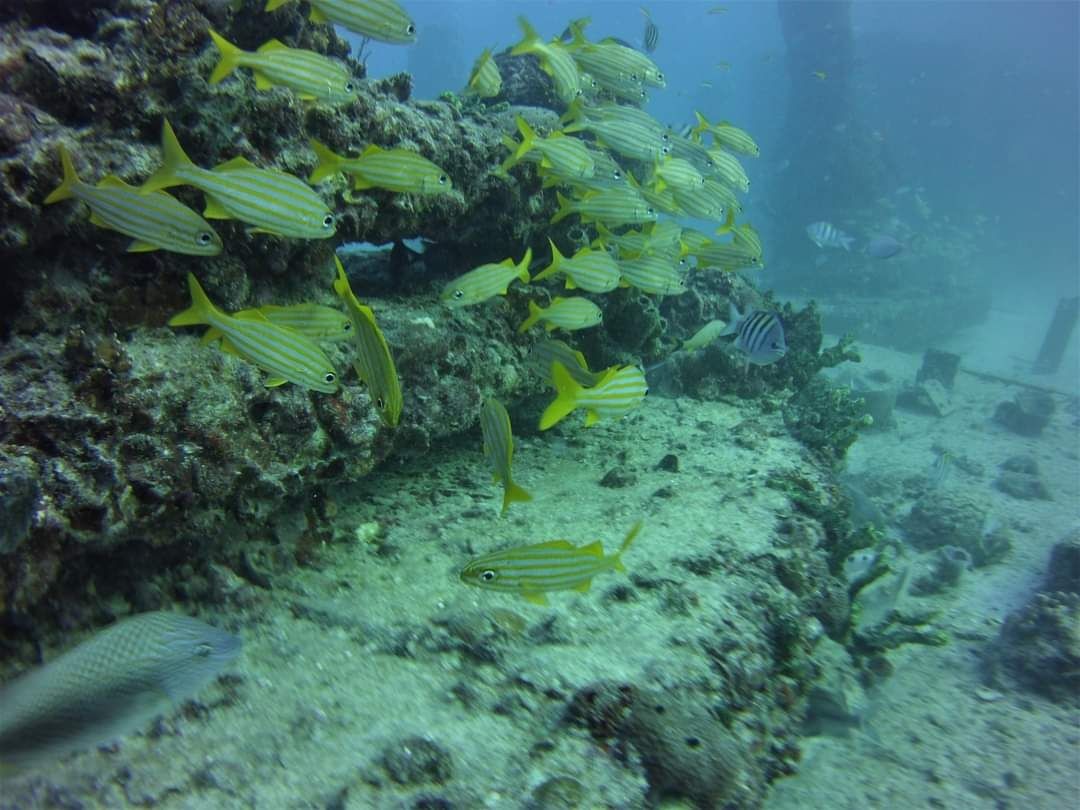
[[214, 155, 257, 172], [233, 309, 273, 324], [97, 175, 133, 190], [202, 196, 231, 219], [532, 540, 575, 550], [256, 39, 288, 53], [578, 540, 604, 557]]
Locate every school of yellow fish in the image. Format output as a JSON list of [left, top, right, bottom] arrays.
[[45, 1, 766, 604]]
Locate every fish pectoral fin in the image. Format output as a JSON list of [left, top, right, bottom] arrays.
[[264, 376, 289, 388], [522, 589, 549, 606], [202, 197, 232, 219], [127, 239, 160, 253]]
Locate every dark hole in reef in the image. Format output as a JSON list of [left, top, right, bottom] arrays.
[[654, 705, 665, 714], [685, 736, 702, 748]]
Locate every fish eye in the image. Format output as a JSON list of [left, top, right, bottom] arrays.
[[376, 396, 386, 409], [480, 569, 497, 582], [343, 322, 352, 331], [612, 170, 622, 180], [406, 23, 416, 36], [345, 82, 355, 93], [322, 214, 335, 228], [656, 72, 665, 83], [324, 372, 336, 384], [196, 231, 213, 245], [438, 174, 448, 185], [453, 289, 464, 299], [646, 207, 656, 216], [661, 133, 671, 142]]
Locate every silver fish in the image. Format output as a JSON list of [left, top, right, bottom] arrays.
[[806, 221, 853, 251]]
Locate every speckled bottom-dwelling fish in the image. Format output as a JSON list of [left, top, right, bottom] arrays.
[[460, 521, 643, 605], [332, 257, 402, 426], [171, 273, 340, 393], [540, 361, 647, 430], [0, 612, 240, 771], [207, 29, 357, 104], [441, 248, 532, 307], [142, 120, 336, 240], [518, 296, 603, 333], [44, 145, 222, 256], [308, 139, 451, 195], [480, 398, 532, 515], [266, 0, 416, 45]]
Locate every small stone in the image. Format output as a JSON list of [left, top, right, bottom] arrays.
[[656, 453, 680, 472], [380, 736, 453, 785], [994, 391, 1055, 436], [599, 468, 636, 489], [974, 686, 1004, 702]]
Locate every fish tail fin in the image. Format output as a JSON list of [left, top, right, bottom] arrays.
[[841, 235, 854, 251], [43, 144, 81, 204], [169, 273, 219, 327], [550, 191, 574, 224], [515, 246, 533, 283], [532, 238, 563, 281], [518, 300, 544, 333], [501, 479, 533, 514], [308, 139, 344, 184], [207, 29, 244, 84], [511, 16, 541, 54], [142, 120, 193, 193], [691, 110, 711, 139], [558, 97, 585, 128], [720, 302, 741, 336], [714, 207, 736, 234], [612, 520, 643, 570], [264, 0, 291, 10], [513, 115, 537, 161], [539, 361, 580, 430]]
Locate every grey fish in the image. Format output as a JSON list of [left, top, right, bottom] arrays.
[[641, 7, 659, 53], [806, 221, 854, 251], [866, 234, 902, 259], [722, 304, 786, 367], [0, 612, 240, 770]]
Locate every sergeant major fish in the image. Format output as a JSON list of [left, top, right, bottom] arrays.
[[480, 398, 532, 515], [44, 145, 222, 256], [721, 304, 787, 369], [460, 522, 643, 605], [806, 221, 854, 251]]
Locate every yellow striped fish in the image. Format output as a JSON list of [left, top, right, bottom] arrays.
[[441, 248, 532, 307], [551, 189, 657, 227], [650, 156, 705, 193], [561, 101, 668, 163], [564, 21, 665, 87], [706, 146, 750, 192], [618, 254, 688, 296], [466, 48, 501, 98], [142, 120, 336, 240], [670, 184, 725, 221], [502, 116, 594, 179], [693, 239, 762, 271], [207, 30, 357, 103], [540, 361, 647, 430], [234, 303, 353, 341], [170, 274, 339, 393], [511, 17, 582, 104], [308, 139, 451, 195], [692, 112, 760, 157], [730, 223, 763, 261], [44, 146, 221, 255], [528, 339, 605, 388], [265, 0, 416, 45], [460, 521, 642, 605], [532, 239, 620, 293], [480, 398, 532, 516], [518, 296, 603, 333], [332, 257, 402, 426]]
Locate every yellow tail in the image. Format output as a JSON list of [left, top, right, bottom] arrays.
[[539, 361, 580, 430], [207, 29, 245, 84], [501, 479, 532, 515], [141, 120, 195, 193], [612, 521, 643, 571], [531, 238, 564, 282], [168, 273, 220, 327], [518, 299, 546, 333], [550, 191, 574, 224], [308, 139, 345, 184], [43, 145, 81, 204], [264, 0, 292, 10], [513, 115, 537, 163], [510, 16, 542, 56], [514, 246, 533, 283]]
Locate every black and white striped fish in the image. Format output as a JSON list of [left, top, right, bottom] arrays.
[[806, 221, 854, 251], [721, 304, 787, 368], [641, 7, 660, 53]]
